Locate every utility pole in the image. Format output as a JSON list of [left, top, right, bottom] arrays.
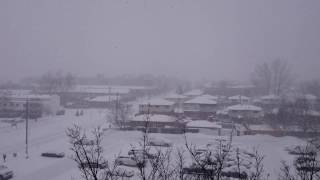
[[115, 93, 119, 123], [108, 87, 111, 103], [25, 99, 29, 159]]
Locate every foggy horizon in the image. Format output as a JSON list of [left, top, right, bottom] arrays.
[[1, 0, 320, 82], [2, 1, 320, 180]]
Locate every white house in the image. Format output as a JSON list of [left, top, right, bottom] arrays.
[[186, 120, 222, 135], [183, 89, 204, 98], [183, 96, 218, 112], [0, 94, 61, 118], [138, 98, 175, 114], [186, 120, 221, 129], [183, 96, 218, 119], [199, 94, 219, 101], [228, 95, 250, 104], [260, 94, 281, 105], [227, 104, 263, 119], [164, 94, 188, 104]]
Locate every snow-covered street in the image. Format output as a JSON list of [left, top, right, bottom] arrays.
[[0, 109, 303, 180]]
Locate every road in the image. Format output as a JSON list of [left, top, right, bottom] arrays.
[[0, 109, 107, 180]]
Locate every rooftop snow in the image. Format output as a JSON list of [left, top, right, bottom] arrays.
[[70, 85, 149, 94], [184, 96, 217, 105], [140, 98, 175, 106], [86, 95, 121, 102], [0, 89, 32, 96], [132, 114, 177, 122], [229, 84, 256, 89], [165, 94, 187, 99], [305, 94, 317, 100], [248, 124, 274, 131], [186, 120, 222, 129], [5, 94, 54, 100], [260, 94, 280, 100], [228, 95, 250, 100], [307, 110, 320, 117], [227, 104, 262, 111], [183, 89, 203, 96], [199, 94, 219, 100]]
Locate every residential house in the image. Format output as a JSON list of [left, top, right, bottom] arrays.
[[183, 96, 218, 119], [138, 98, 175, 115], [228, 95, 250, 105], [227, 104, 263, 120], [0, 94, 61, 118]]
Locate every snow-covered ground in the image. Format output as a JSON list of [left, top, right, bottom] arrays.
[[0, 108, 303, 180]]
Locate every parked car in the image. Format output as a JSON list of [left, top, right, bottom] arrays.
[[0, 165, 13, 180], [148, 137, 172, 147], [195, 148, 207, 155], [41, 152, 65, 158], [56, 110, 65, 116], [128, 149, 157, 159], [115, 156, 144, 167], [106, 168, 135, 178], [74, 139, 95, 146], [80, 162, 108, 169]]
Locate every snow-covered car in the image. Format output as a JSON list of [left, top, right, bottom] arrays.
[[106, 168, 135, 178], [195, 148, 208, 155], [41, 152, 65, 158], [128, 149, 157, 159], [115, 156, 144, 167], [56, 110, 65, 116], [80, 162, 108, 169], [148, 137, 172, 147], [0, 165, 13, 180], [74, 139, 95, 146]]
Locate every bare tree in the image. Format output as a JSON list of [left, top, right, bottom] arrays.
[[247, 147, 266, 180], [300, 79, 320, 98], [108, 100, 132, 129], [66, 125, 132, 180], [278, 161, 296, 180], [278, 142, 320, 180], [38, 72, 76, 94], [252, 59, 293, 96], [183, 133, 267, 180]]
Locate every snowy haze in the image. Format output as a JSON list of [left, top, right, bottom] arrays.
[[0, 0, 320, 82]]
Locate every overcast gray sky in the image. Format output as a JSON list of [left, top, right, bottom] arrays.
[[0, 0, 320, 82]]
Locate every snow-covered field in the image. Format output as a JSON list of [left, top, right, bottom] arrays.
[[0, 109, 303, 180]]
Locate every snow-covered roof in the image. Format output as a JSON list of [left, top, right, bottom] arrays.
[[183, 89, 203, 96], [229, 84, 256, 89], [86, 95, 120, 102], [307, 110, 320, 117], [216, 109, 228, 115], [261, 94, 280, 100], [184, 96, 217, 105], [199, 94, 219, 100], [186, 120, 222, 129], [165, 93, 187, 99], [132, 114, 177, 122], [248, 124, 274, 131], [305, 94, 317, 101], [7, 94, 54, 101], [140, 98, 175, 106], [228, 95, 250, 101], [0, 89, 32, 96], [70, 85, 149, 95], [227, 104, 262, 112]]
